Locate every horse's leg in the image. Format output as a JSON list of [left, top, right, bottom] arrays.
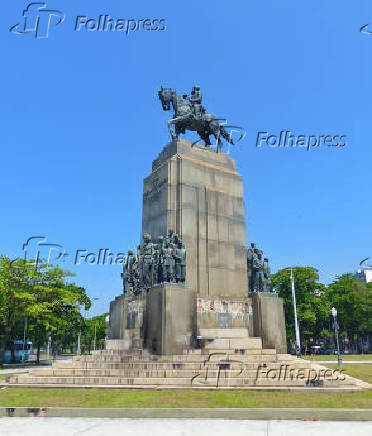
[[212, 130, 223, 153], [175, 124, 183, 137], [168, 119, 178, 140], [170, 115, 193, 141], [217, 136, 224, 153], [199, 131, 211, 147]]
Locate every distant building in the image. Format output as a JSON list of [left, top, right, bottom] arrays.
[[314, 288, 324, 297], [356, 267, 372, 283]]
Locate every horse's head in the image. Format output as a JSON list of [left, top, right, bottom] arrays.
[[158, 87, 173, 111]]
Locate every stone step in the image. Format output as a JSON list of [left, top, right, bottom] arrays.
[[277, 354, 296, 360], [198, 354, 277, 363], [52, 361, 289, 371], [69, 357, 278, 366], [8, 375, 317, 387], [182, 349, 202, 355], [7, 347, 367, 390], [29, 366, 348, 381], [199, 329, 249, 339], [200, 349, 275, 356], [203, 338, 262, 350], [73, 352, 274, 363], [83, 348, 276, 361], [91, 349, 149, 356], [69, 358, 279, 368], [30, 368, 268, 378], [8, 371, 359, 388]]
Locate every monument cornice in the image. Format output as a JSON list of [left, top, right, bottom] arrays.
[[174, 153, 240, 176], [148, 151, 241, 179]]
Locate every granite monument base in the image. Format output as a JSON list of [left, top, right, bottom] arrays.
[[252, 292, 287, 353], [146, 285, 195, 355], [108, 285, 195, 355]]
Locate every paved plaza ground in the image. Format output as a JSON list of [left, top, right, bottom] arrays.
[[0, 418, 371, 436]]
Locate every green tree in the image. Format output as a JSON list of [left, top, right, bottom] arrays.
[[0, 257, 36, 362], [84, 314, 108, 353], [326, 274, 372, 353], [0, 256, 90, 363], [53, 304, 85, 354], [271, 267, 328, 354]]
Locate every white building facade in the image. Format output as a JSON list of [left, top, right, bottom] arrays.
[[356, 267, 372, 283]]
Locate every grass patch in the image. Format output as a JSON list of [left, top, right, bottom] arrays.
[[305, 355, 372, 361], [327, 364, 372, 384], [0, 389, 371, 409]]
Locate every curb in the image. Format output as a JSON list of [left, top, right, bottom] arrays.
[[0, 407, 371, 420]]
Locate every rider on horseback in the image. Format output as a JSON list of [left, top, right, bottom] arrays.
[[183, 86, 206, 120], [158, 85, 243, 152]]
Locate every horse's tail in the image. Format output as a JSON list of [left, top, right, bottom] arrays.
[[219, 125, 234, 145]]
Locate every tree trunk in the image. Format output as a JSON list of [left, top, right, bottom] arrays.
[[0, 344, 4, 366], [10, 342, 16, 363], [36, 344, 41, 365], [3, 323, 13, 363]]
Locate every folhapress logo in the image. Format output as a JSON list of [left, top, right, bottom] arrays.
[[10, 2, 65, 39], [360, 23, 372, 35]]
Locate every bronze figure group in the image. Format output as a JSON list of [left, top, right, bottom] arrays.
[[247, 243, 272, 293], [122, 230, 186, 296]]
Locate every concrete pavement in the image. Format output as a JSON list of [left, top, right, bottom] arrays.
[[0, 358, 73, 375], [0, 418, 371, 436]]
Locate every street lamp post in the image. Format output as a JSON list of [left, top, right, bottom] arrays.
[[22, 317, 28, 365], [46, 332, 52, 363], [290, 268, 302, 358], [94, 324, 97, 351], [331, 307, 342, 370], [105, 315, 110, 345], [92, 298, 99, 351], [77, 332, 81, 356]]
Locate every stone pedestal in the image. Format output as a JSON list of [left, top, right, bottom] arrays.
[[146, 285, 195, 355], [108, 139, 287, 355], [108, 285, 195, 355], [252, 292, 287, 353], [108, 293, 146, 350], [142, 140, 248, 331], [108, 295, 125, 340], [142, 140, 248, 301]]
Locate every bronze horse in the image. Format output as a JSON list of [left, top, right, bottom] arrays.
[[158, 87, 241, 152]]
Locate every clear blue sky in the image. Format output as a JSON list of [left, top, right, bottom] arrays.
[[1, 1, 371, 316]]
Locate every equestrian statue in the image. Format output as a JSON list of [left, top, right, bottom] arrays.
[[158, 86, 244, 153]]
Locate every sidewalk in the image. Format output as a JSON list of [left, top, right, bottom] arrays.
[[1, 418, 371, 436], [0, 357, 73, 375]]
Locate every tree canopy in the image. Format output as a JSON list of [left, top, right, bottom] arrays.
[[0, 255, 91, 362], [272, 267, 372, 354]]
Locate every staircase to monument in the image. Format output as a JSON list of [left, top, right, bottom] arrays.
[[6, 329, 371, 390]]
